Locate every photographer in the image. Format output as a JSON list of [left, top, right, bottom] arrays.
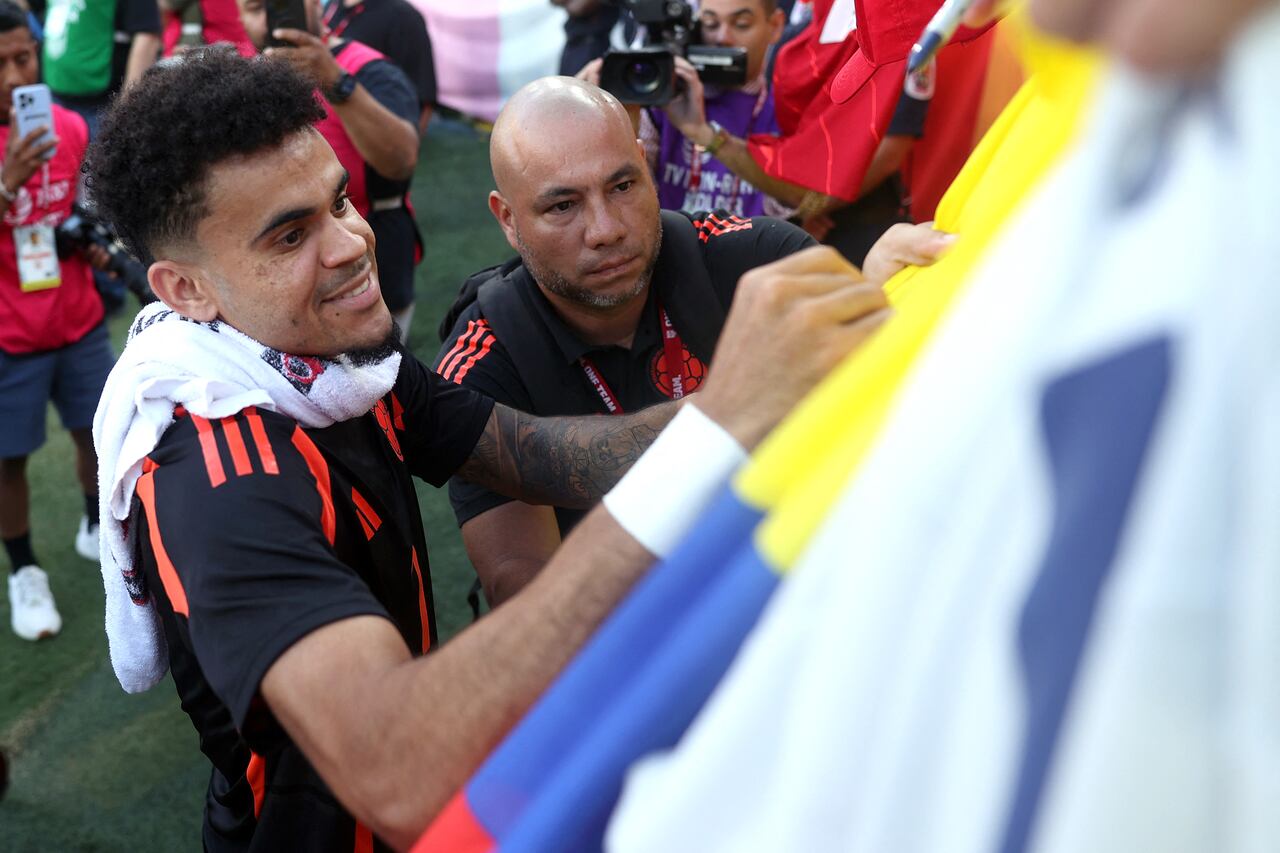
[[0, 1, 115, 641], [579, 0, 789, 218]]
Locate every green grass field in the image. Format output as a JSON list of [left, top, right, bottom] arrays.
[[0, 116, 511, 851]]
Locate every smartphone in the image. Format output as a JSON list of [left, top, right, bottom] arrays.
[[265, 0, 309, 48], [11, 83, 55, 160]]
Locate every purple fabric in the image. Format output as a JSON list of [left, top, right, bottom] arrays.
[[651, 87, 781, 218]]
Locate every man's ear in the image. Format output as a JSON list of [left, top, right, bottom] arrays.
[[768, 7, 786, 44], [147, 260, 220, 322], [488, 190, 520, 253]]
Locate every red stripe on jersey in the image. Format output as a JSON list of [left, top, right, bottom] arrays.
[[355, 822, 374, 853], [190, 414, 227, 488], [351, 487, 382, 541], [244, 407, 280, 475], [135, 458, 189, 617], [246, 752, 266, 818], [439, 321, 482, 379], [290, 427, 336, 546], [708, 212, 751, 232], [410, 547, 431, 653], [451, 332, 495, 384], [220, 416, 253, 477], [390, 392, 405, 431]]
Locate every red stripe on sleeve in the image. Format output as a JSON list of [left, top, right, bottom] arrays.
[[246, 752, 266, 818], [450, 331, 494, 384], [244, 407, 280, 475], [135, 458, 189, 617], [350, 487, 383, 541], [410, 547, 431, 654], [190, 414, 227, 488], [290, 427, 336, 546], [437, 318, 481, 379], [220, 416, 253, 477], [438, 320, 480, 379]]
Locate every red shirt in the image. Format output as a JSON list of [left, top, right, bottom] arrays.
[[749, 0, 1010, 219], [0, 105, 101, 355]]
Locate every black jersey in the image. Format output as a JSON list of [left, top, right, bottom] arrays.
[[434, 211, 814, 535], [132, 355, 492, 852]]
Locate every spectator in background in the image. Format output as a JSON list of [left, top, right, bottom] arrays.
[[319, 0, 437, 342], [0, 1, 114, 640], [644, 0, 1008, 266], [41, 0, 162, 137], [239, 0, 422, 343], [581, 0, 790, 219], [158, 0, 255, 57], [322, 0, 437, 132]]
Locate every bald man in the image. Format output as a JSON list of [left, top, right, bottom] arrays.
[[435, 77, 952, 606]]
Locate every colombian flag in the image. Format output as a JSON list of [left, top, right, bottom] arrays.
[[416, 18, 1101, 853]]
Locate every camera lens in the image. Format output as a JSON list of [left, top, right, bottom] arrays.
[[624, 60, 663, 96]]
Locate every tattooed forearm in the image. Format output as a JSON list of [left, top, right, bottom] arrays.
[[458, 401, 680, 509]]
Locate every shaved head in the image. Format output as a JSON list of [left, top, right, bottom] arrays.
[[486, 76, 662, 315], [490, 77, 639, 197]]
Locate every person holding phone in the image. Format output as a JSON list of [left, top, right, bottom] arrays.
[[237, 0, 423, 343], [0, 1, 115, 641], [41, 0, 163, 138]]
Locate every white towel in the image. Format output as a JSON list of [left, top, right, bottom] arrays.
[[93, 302, 402, 693]]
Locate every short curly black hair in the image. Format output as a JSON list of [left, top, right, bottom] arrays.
[[85, 49, 326, 266]]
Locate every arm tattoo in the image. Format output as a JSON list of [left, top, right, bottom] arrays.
[[458, 402, 679, 509]]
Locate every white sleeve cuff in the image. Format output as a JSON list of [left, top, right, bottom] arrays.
[[603, 403, 747, 560]]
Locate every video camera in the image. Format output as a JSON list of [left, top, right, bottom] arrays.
[[599, 0, 748, 105], [56, 205, 156, 306]]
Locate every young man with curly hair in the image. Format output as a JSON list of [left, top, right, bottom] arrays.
[[87, 50, 890, 849]]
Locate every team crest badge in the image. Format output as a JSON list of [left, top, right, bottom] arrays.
[[649, 346, 707, 399]]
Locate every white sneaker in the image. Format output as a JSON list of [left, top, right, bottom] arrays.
[[75, 516, 100, 562], [9, 565, 62, 641]]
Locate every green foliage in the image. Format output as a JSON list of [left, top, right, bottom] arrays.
[[0, 117, 508, 849]]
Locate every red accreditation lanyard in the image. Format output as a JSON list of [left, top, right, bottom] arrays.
[[579, 301, 689, 415]]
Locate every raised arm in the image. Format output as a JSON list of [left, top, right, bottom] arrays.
[[267, 30, 419, 181], [454, 399, 680, 510], [259, 246, 892, 848]]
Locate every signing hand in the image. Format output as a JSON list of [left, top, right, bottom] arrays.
[[264, 28, 342, 91], [1, 126, 56, 201]]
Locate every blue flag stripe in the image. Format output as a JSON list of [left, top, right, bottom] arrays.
[[1000, 336, 1172, 853], [469, 486, 764, 836]]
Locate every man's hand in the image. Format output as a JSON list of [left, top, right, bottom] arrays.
[[860, 222, 956, 289], [265, 28, 342, 91], [1, 126, 56, 200], [697, 246, 891, 449], [663, 57, 714, 146], [575, 56, 604, 86]]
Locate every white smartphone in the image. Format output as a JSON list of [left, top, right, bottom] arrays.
[[12, 83, 55, 160]]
